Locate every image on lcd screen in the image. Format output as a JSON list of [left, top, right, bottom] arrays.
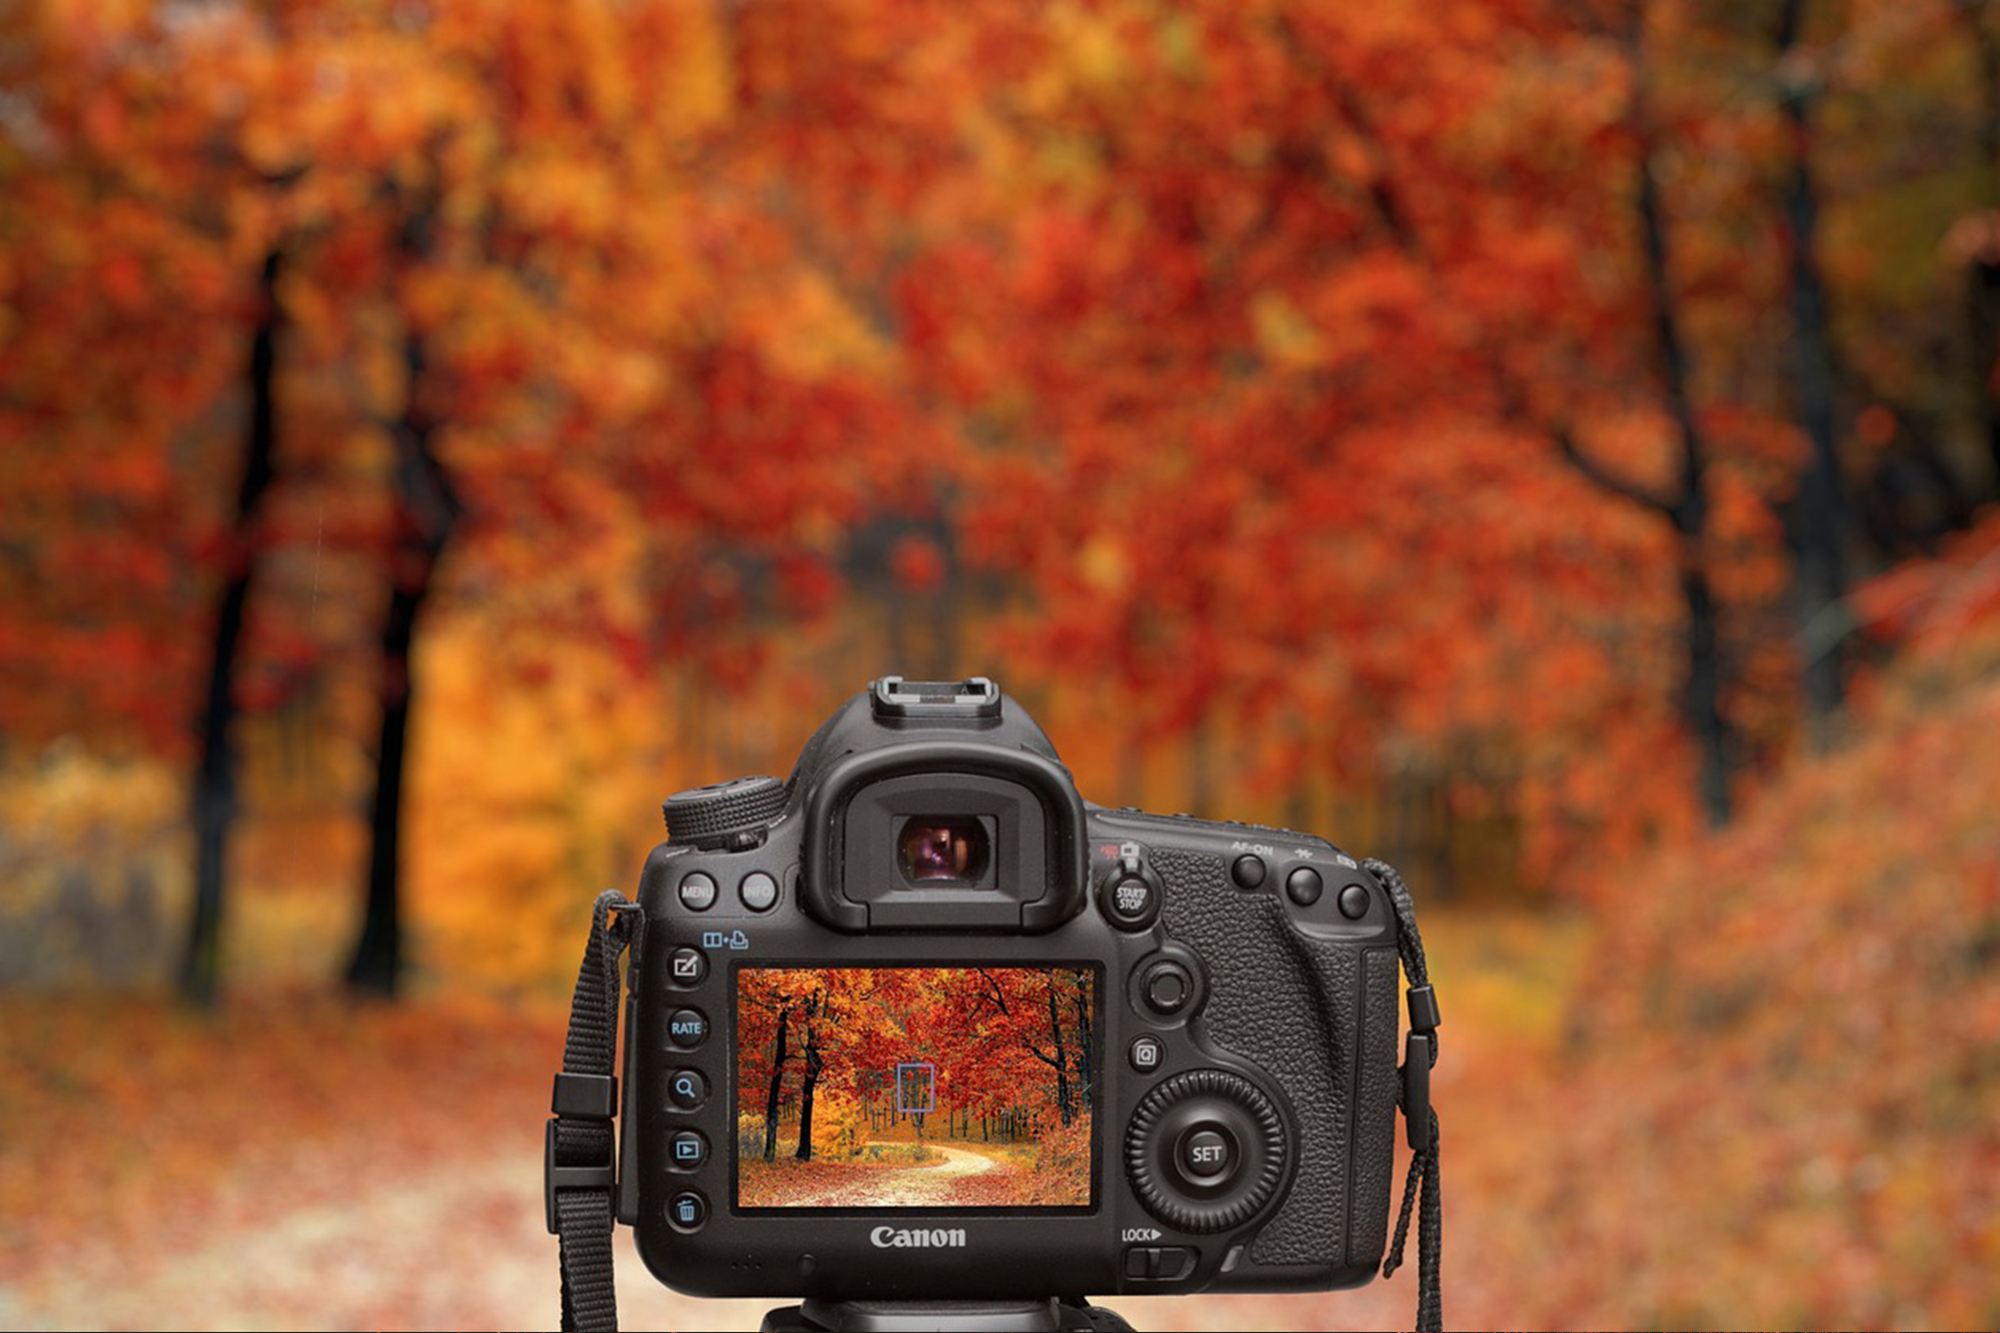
[[735, 966, 1095, 1209]]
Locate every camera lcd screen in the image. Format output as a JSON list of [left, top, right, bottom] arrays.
[[734, 965, 1097, 1210]]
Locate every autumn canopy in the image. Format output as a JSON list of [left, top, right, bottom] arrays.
[[4, 0, 2000, 1329]]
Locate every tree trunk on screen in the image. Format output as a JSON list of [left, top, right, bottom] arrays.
[[182, 249, 282, 1008], [795, 999, 824, 1160], [763, 1006, 791, 1162], [1045, 977, 1072, 1128], [1072, 980, 1093, 1104]]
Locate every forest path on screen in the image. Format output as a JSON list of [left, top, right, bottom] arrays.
[[781, 1142, 1004, 1208]]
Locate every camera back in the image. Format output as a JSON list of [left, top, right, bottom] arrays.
[[617, 678, 1402, 1302]]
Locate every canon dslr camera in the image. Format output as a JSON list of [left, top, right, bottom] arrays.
[[546, 677, 1442, 1332]]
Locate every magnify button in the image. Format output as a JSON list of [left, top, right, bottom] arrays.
[[668, 1069, 707, 1110]]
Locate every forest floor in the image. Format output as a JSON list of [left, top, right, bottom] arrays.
[[0, 906, 1567, 1332], [742, 1142, 1010, 1208]]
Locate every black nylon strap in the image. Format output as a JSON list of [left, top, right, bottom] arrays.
[[552, 890, 644, 1333], [1365, 857, 1443, 1333]]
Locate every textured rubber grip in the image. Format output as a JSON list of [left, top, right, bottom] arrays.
[[1151, 846, 1399, 1272]]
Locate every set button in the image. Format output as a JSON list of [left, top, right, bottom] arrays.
[[668, 1007, 709, 1049], [1175, 1124, 1238, 1185]]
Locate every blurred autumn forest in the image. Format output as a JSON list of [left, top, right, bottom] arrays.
[[3, 0, 2000, 1330]]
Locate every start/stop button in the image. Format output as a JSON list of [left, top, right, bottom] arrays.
[[1098, 853, 1163, 931]]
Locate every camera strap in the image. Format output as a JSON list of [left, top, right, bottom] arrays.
[[1365, 857, 1444, 1333], [547, 889, 645, 1333]]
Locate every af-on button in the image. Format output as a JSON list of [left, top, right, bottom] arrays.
[[1230, 854, 1267, 890]]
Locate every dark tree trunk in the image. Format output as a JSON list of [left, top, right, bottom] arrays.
[[1972, 257, 2000, 495], [1635, 64, 1732, 827], [1677, 545, 1731, 826], [182, 249, 282, 1007], [1559, 8, 1733, 825], [1777, 0, 1850, 731], [763, 1007, 790, 1162], [1071, 977, 1093, 1104], [1046, 976, 1072, 1128], [343, 234, 460, 997], [795, 1006, 824, 1160], [343, 547, 428, 995], [1958, 1, 2000, 496]]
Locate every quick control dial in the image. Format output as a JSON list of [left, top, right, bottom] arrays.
[[1125, 1069, 1289, 1234]]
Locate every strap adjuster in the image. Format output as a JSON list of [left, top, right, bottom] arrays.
[[552, 1071, 617, 1119], [544, 1118, 615, 1235], [1401, 1031, 1433, 1149], [1406, 983, 1441, 1034]]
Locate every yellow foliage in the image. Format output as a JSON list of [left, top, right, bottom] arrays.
[[407, 616, 667, 991]]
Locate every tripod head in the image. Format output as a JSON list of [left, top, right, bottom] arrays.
[[758, 1299, 1134, 1332]]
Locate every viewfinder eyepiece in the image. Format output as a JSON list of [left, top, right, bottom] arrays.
[[896, 816, 993, 886]]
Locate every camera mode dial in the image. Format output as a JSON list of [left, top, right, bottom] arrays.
[[1125, 1069, 1288, 1234], [663, 776, 787, 850]]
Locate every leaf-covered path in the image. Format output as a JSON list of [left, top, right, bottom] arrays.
[[780, 1142, 1006, 1208], [1, 911, 1571, 1331]]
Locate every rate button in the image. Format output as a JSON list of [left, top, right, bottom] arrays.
[[668, 1008, 709, 1049]]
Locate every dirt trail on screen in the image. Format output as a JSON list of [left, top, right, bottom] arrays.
[[785, 1143, 1010, 1207]]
